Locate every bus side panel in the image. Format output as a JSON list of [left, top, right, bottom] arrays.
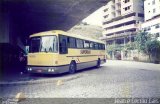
[[66, 48, 106, 70]]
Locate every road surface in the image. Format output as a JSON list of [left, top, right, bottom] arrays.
[[1, 60, 160, 99]]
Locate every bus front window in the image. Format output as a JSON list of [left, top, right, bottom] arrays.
[[29, 36, 58, 53]]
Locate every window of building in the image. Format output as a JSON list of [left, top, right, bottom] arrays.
[[124, 0, 130, 3], [124, 6, 131, 11], [155, 24, 160, 28], [124, 7, 128, 11], [153, 9, 156, 13], [104, 8, 108, 12], [104, 14, 109, 18], [138, 13, 144, 17], [128, 6, 131, 10], [152, 0, 155, 5]]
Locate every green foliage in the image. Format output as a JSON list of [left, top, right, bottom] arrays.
[[124, 42, 137, 50], [107, 44, 123, 53], [146, 40, 160, 58], [135, 31, 160, 62], [135, 31, 151, 54]]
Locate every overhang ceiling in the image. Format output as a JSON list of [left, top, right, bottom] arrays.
[[0, 0, 109, 43]]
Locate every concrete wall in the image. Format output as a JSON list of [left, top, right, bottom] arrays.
[[132, 0, 144, 14], [141, 17, 160, 35], [121, 50, 150, 62], [144, 0, 160, 21], [108, 50, 150, 62], [121, 0, 134, 15]]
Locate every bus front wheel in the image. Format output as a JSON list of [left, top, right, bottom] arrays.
[[69, 61, 76, 74]]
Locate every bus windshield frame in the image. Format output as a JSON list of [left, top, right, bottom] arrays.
[[29, 35, 58, 53]]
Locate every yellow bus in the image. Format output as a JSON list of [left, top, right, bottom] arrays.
[[27, 30, 106, 74]]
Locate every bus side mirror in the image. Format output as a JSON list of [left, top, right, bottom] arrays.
[[25, 46, 29, 54]]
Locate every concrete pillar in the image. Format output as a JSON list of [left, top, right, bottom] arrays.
[[123, 37, 126, 46], [113, 40, 116, 60], [0, 5, 9, 43], [121, 51, 124, 60], [131, 50, 133, 60]]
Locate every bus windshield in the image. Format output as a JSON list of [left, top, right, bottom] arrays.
[[29, 36, 58, 53]]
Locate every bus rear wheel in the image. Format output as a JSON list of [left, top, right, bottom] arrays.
[[69, 61, 76, 74], [96, 59, 101, 68]]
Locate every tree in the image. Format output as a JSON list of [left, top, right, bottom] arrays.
[[135, 31, 152, 61], [146, 40, 160, 63], [135, 31, 160, 63], [124, 42, 137, 50], [135, 31, 151, 54]]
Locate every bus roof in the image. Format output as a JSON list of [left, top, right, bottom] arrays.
[[30, 30, 105, 44]]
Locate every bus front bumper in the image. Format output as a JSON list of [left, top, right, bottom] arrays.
[[27, 65, 69, 74]]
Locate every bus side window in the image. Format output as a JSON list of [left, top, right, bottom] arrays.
[[68, 37, 76, 48], [76, 39, 84, 48], [59, 35, 68, 54], [98, 44, 103, 50], [90, 42, 94, 49], [102, 44, 105, 50], [84, 40, 90, 49], [94, 43, 98, 50]]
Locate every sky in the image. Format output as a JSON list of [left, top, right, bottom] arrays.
[[82, 7, 104, 27]]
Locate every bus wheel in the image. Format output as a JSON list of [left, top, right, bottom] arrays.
[[96, 59, 101, 68], [69, 61, 76, 74]]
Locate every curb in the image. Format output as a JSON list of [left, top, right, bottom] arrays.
[[0, 75, 82, 86]]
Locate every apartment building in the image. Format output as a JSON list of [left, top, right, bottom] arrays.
[[102, 0, 144, 45], [141, 0, 160, 39]]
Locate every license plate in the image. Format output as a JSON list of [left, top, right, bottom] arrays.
[[37, 70, 42, 72]]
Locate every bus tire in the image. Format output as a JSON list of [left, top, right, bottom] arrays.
[[69, 61, 76, 74], [96, 59, 101, 68]]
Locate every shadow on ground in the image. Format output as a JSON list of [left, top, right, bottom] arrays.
[[0, 66, 101, 82]]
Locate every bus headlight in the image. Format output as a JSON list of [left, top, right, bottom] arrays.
[[48, 69, 51, 72], [28, 68, 32, 71], [48, 68, 55, 72], [51, 69, 55, 72]]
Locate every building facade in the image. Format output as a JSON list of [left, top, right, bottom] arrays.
[[141, 0, 160, 40], [102, 0, 144, 45]]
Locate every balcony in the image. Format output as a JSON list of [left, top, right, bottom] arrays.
[[103, 24, 137, 35], [103, 31, 136, 40], [103, 16, 138, 28]]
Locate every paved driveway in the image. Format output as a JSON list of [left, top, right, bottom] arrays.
[[1, 60, 160, 98]]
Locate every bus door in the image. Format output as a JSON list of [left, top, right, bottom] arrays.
[[59, 35, 68, 54]]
